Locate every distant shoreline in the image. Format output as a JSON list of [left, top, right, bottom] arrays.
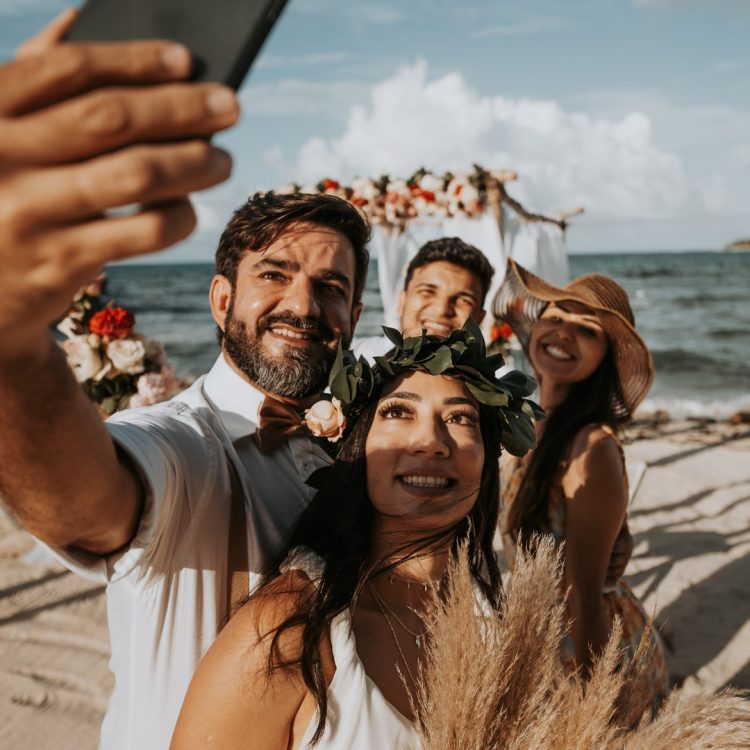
[[724, 239, 750, 252]]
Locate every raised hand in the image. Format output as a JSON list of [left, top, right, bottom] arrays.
[[0, 23, 238, 358]]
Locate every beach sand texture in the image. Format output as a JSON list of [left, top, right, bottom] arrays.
[[1, 421, 748, 749]]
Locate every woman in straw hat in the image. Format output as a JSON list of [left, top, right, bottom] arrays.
[[493, 258, 669, 712], [171, 323, 541, 749]]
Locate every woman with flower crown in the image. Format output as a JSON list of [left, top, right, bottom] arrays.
[[170, 322, 540, 749], [492, 259, 669, 713]]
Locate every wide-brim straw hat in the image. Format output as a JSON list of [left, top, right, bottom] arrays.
[[492, 259, 654, 420]]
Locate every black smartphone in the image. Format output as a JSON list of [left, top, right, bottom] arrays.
[[65, 0, 289, 89]]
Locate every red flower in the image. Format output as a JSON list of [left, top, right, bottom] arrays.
[[419, 189, 436, 203], [89, 307, 135, 340], [322, 178, 339, 191], [491, 322, 513, 343], [351, 197, 368, 207]]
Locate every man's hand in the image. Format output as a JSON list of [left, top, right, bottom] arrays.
[[605, 522, 634, 587], [0, 25, 238, 358], [0, 21, 239, 553]]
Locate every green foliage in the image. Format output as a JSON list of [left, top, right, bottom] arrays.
[[329, 319, 544, 455]]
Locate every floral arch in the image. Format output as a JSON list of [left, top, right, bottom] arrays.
[[280, 165, 583, 328]]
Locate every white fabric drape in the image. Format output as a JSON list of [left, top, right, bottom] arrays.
[[506, 221, 569, 288], [373, 212, 505, 327], [372, 211, 569, 327]]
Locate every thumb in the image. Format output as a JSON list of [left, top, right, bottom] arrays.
[[16, 7, 78, 59]]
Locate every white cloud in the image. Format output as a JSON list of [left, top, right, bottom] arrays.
[[473, 17, 567, 38], [290, 60, 703, 220], [193, 194, 225, 233]]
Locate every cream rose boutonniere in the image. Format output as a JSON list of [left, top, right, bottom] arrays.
[[305, 397, 346, 443]]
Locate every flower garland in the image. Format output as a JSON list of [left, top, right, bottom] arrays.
[[305, 319, 543, 457], [278, 164, 494, 230], [56, 274, 184, 416]]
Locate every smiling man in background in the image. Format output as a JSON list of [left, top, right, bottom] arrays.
[[353, 236, 495, 360]]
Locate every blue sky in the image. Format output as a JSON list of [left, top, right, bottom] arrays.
[[2, 0, 749, 258]]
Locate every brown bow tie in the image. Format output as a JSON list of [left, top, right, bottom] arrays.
[[253, 396, 309, 454]]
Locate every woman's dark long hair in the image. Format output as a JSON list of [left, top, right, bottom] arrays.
[[506, 346, 626, 541], [252, 385, 503, 744]]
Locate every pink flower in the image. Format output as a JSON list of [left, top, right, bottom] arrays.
[[304, 398, 346, 442], [130, 369, 183, 407]]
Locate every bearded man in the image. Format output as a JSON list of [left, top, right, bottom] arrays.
[[2, 190, 370, 750]]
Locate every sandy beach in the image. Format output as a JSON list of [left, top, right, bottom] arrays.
[[1, 419, 749, 749]]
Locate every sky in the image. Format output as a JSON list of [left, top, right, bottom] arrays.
[[2, 0, 749, 259]]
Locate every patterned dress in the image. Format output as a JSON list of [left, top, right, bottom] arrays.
[[499, 427, 669, 715]]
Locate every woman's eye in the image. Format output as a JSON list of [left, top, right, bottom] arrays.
[[446, 411, 479, 426], [578, 326, 597, 338], [379, 404, 411, 419]]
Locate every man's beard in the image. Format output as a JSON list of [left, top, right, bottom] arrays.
[[223, 304, 343, 399]]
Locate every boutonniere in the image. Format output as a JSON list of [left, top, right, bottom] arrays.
[[304, 397, 346, 443]]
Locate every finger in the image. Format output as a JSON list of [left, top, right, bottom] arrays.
[[0, 41, 192, 117], [2, 83, 238, 166], [7, 141, 232, 226], [16, 8, 79, 59], [36, 200, 198, 275]]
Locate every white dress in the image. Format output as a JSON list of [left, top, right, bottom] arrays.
[[285, 551, 421, 750]]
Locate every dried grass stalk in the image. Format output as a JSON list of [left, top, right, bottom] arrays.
[[413, 535, 750, 749]]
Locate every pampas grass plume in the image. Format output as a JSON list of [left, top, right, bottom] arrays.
[[413, 535, 750, 749]]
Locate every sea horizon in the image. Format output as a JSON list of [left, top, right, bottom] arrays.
[[103, 250, 750, 421]]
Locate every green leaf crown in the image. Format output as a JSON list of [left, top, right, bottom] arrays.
[[329, 318, 544, 456]]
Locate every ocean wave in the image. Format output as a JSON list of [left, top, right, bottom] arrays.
[[652, 349, 750, 376]]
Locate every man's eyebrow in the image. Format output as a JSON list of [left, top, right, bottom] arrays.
[[387, 391, 421, 401], [320, 270, 351, 289], [252, 257, 299, 272], [249, 258, 350, 289]]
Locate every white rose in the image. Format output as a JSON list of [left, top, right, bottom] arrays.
[[386, 179, 411, 199], [459, 182, 480, 206], [352, 178, 380, 201], [446, 175, 468, 198], [56, 316, 81, 339], [62, 336, 102, 383], [106, 338, 146, 375], [418, 173, 443, 194], [304, 398, 346, 442]]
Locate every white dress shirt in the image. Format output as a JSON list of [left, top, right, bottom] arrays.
[[41, 354, 331, 750]]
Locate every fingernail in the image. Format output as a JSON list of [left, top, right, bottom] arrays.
[[206, 88, 238, 117], [161, 44, 192, 76], [212, 150, 233, 173]]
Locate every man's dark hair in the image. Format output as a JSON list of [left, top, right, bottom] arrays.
[[215, 191, 371, 302], [403, 237, 495, 306]]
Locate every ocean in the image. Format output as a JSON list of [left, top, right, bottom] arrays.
[[105, 251, 750, 419]]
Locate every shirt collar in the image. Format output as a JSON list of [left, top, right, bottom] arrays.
[[202, 354, 266, 441]]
